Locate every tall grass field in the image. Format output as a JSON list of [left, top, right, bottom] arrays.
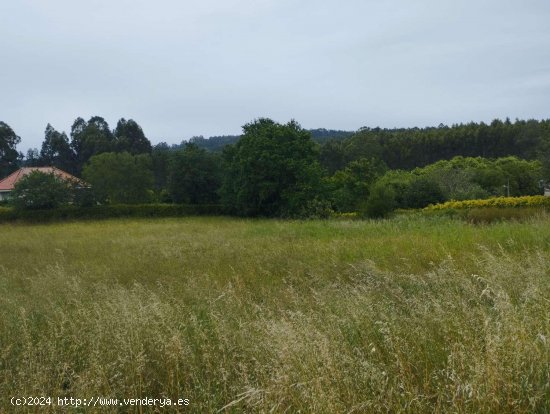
[[1, 216, 549, 412]]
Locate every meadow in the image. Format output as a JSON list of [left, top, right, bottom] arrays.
[[0, 215, 549, 413]]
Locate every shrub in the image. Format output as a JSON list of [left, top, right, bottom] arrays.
[[363, 181, 397, 218], [0, 204, 224, 223], [294, 197, 333, 219], [403, 176, 445, 208], [10, 171, 72, 210], [425, 195, 550, 211], [327, 158, 387, 212]]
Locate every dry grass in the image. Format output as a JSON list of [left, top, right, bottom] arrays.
[[0, 216, 549, 412]]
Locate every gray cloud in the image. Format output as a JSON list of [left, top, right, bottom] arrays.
[[1, 0, 549, 151]]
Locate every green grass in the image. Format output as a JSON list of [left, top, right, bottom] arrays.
[[1, 216, 549, 412]]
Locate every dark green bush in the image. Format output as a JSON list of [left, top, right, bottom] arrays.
[[83, 152, 155, 204], [403, 176, 445, 208], [0, 204, 224, 223], [362, 181, 397, 218], [10, 171, 72, 210]]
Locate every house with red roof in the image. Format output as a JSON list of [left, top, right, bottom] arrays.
[[0, 167, 85, 201]]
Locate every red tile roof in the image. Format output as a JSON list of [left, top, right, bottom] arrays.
[[0, 167, 84, 191]]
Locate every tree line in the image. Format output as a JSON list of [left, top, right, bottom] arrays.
[[319, 118, 550, 173], [23, 116, 152, 175], [1, 116, 549, 217]]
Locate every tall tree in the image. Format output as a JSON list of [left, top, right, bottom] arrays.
[[320, 118, 550, 172], [319, 140, 348, 174], [152, 142, 173, 193], [0, 121, 21, 177], [82, 152, 154, 204], [25, 148, 41, 167], [220, 118, 324, 217], [40, 124, 75, 172], [168, 143, 222, 204], [327, 158, 387, 212], [537, 129, 550, 183], [70, 116, 115, 172], [114, 118, 152, 154]]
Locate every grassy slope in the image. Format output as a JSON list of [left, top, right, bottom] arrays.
[[0, 216, 549, 413]]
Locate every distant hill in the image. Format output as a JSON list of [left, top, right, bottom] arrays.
[[165, 129, 354, 152], [308, 129, 355, 144], [189, 135, 241, 152]]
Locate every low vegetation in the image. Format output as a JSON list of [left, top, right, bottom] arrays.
[[0, 204, 223, 222], [1, 216, 548, 412], [423, 195, 550, 223], [425, 195, 550, 210], [3, 116, 550, 219]]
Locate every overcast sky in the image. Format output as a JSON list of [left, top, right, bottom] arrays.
[[1, 0, 549, 151]]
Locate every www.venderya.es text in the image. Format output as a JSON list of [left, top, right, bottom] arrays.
[[11, 396, 190, 408]]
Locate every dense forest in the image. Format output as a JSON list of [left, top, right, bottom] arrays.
[[162, 128, 354, 152], [1, 116, 549, 217]]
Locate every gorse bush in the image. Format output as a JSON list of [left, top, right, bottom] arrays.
[[422, 195, 550, 223], [425, 195, 550, 210]]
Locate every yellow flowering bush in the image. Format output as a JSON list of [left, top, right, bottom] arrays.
[[425, 195, 550, 211]]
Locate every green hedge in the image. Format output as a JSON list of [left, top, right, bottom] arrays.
[[424, 195, 550, 210], [0, 204, 225, 223]]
